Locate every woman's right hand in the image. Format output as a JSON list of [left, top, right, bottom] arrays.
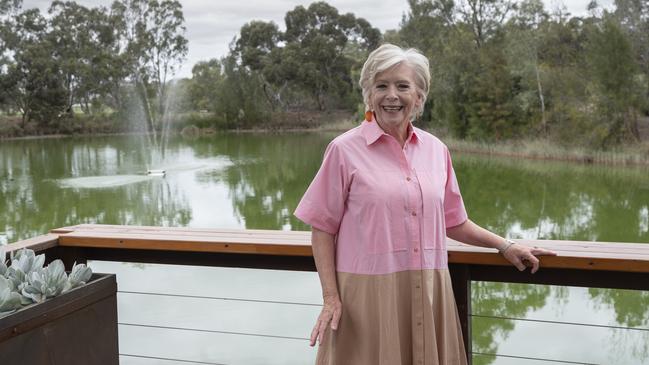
[[309, 294, 342, 346]]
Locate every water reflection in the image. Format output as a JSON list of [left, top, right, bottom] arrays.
[[589, 287, 649, 361], [0, 136, 196, 241], [472, 283, 551, 365], [199, 133, 333, 230], [455, 155, 649, 243]]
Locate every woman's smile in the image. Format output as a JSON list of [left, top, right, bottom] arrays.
[[381, 105, 404, 111]]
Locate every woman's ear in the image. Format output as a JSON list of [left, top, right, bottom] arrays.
[[415, 92, 423, 108]]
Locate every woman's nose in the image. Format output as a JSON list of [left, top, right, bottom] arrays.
[[386, 85, 398, 100]]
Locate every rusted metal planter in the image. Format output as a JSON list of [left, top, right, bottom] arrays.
[[0, 274, 118, 365]]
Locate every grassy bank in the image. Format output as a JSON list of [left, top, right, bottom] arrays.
[[0, 114, 127, 139], [441, 136, 649, 166], [3, 113, 649, 167]]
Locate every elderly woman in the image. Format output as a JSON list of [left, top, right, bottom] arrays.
[[294, 44, 554, 365]]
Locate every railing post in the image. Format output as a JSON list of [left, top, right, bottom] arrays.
[[449, 263, 472, 364]]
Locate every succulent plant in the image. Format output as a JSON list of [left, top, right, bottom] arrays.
[[10, 249, 45, 276], [0, 249, 93, 312], [0, 276, 22, 315], [63, 263, 93, 293], [22, 260, 67, 303], [0, 246, 7, 276]]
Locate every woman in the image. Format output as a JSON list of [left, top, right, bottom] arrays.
[[294, 44, 555, 365]]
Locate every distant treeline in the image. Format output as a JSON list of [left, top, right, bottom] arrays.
[[1, 0, 648, 148], [0, 0, 187, 143]]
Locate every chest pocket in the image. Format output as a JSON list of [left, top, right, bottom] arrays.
[[347, 169, 408, 254]]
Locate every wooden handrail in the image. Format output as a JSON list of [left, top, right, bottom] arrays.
[[3, 233, 60, 254], [5, 224, 649, 273], [35, 224, 649, 273]]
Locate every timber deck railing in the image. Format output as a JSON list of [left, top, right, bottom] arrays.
[[4, 224, 649, 364]]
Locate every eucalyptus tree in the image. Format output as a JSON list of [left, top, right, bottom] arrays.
[[282, 1, 380, 110], [399, 0, 456, 53], [586, 15, 641, 144], [504, 0, 550, 134], [2, 8, 66, 127], [233, 20, 283, 110], [614, 0, 649, 114], [48, 1, 118, 115], [457, 0, 516, 48], [0, 0, 22, 113], [0, 0, 21, 52], [233, 1, 380, 111], [189, 58, 223, 112]]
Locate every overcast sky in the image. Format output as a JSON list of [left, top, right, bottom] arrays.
[[23, 0, 614, 78]]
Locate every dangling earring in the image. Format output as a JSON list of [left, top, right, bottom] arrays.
[[365, 110, 374, 122]]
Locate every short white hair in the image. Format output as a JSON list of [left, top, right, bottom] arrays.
[[359, 43, 430, 120]]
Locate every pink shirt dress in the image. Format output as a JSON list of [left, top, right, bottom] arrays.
[[295, 119, 469, 365]]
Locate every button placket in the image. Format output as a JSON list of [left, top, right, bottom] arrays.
[[412, 270, 425, 364]]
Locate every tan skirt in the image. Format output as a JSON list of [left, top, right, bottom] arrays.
[[316, 269, 467, 365]]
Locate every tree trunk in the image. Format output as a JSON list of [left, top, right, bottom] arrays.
[[626, 107, 641, 142], [137, 78, 157, 147], [262, 83, 276, 112], [535, 64, 547, 135]]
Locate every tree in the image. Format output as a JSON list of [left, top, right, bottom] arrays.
[[3, 8, 67, 127], [614, 0, 649, 115], [0, 0, 22, 111], [282, 2, 380, 109], [48, 1, 118, 115], [399, 0, 456, 53], [586, 15, 641, 144], [215, 55, 268, 128], [466, 42, 523, 140], [0, 0, 21, 51], [233, 20, 283, 110], [504, 0, 550, 134], [188, 59, 223, 112], [233, 1, 381, 112], [457, 0, 516, 47]]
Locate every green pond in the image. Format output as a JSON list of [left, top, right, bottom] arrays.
[[1, 133, 648, 365]]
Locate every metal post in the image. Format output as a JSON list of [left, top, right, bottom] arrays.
[[450, 263, 472, 364]]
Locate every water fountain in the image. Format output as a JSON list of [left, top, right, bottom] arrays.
[[57, 81, 222, 190]]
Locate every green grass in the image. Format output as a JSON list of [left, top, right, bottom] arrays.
[[440, 136, 649, 166]]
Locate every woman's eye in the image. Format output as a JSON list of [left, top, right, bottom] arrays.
[[376, 84, 387, 89], [398, 84, 410, 90]]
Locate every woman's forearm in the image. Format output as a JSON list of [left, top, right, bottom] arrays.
[[446, 219, 507, 251], [311, 227, 339, 299], [309, 227, 342, 345], [447, 218, 556, 273]]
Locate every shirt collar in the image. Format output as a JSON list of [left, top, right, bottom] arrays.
[[361, 118, 420, 146]]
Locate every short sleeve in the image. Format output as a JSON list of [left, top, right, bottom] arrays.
[[443, 148, 468, 228], [294, 141, 350, 235]]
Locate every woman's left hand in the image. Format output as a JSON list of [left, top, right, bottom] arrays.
[[502, 244, 556, 274]]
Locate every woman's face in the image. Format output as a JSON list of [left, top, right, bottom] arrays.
[[370, 62, 422, 129]]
